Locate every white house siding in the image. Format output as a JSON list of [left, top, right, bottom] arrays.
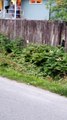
[[22, 0, 49, 20]]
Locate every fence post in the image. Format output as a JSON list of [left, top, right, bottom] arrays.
[[65, 22, 67, 51]]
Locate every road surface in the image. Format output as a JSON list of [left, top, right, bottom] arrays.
[[0, 77, 67, 120]]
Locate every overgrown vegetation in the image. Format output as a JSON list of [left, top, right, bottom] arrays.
[[23, 44, 67, 80], [0, 34, 67, 96], [47, 0, 67, 21]]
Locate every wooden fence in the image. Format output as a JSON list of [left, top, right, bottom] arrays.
[[0, 19, 67, 50]]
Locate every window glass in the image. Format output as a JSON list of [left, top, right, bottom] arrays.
[[30, 0, 35, 3], [36, 0, 42, 3], [30, 0, 42, 3]]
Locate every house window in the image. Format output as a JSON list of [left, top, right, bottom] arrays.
[[30, 0, 42, 4]]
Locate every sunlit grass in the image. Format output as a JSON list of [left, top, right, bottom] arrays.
[[0, 67, 67, 97]]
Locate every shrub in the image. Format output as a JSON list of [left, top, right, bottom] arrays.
[[23, 44, 67, 80], [10, 38, 26, 54], [0, 34, 11, 53], [0, 34, 67, 80], [0, 34, 25, 54]]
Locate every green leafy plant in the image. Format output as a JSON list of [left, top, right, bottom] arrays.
[[23, 44, 67, 80], [0, 34, 25, 54], [1, 35, 67, 96]]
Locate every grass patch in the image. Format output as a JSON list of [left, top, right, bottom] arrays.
[[0, 67, 67, 97]]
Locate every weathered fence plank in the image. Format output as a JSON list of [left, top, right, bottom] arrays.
[[65, 22, 67, 51]]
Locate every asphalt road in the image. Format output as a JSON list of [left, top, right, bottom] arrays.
[[0, 77, 67, 120]]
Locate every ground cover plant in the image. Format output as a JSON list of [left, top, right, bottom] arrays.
[[0, 34, 67, 96]]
